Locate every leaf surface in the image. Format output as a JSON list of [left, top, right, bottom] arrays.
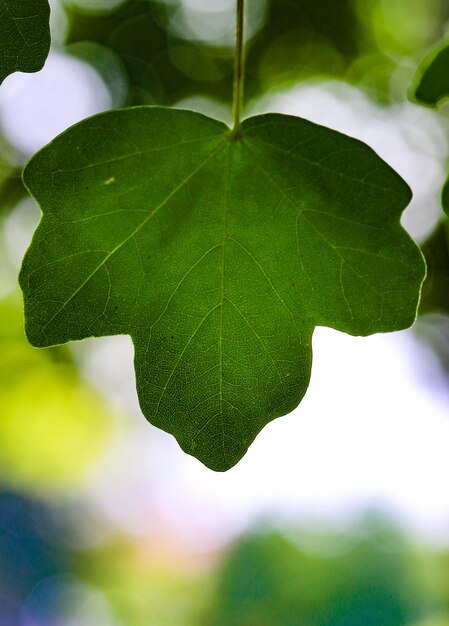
[[20, 107, 425, 470], [0, 0, 50, 84]]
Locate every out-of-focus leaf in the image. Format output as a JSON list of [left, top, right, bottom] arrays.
[[204, 522, 423, 626], [0, 164, 26, 216], [443, 178, 449, 216], [419, 220, 449, 315], [0, 297, 114, 493], [247, 0, 360, 92], [0, 138, 27, 216], [411, 40, 449, 385], [20, 107, 424, 470], [347, 53, 402, 104], [0, 0, 51, 84], [412, 38, 449, 317], [412, 41, 449, 315], [413, 40, 449, 107]]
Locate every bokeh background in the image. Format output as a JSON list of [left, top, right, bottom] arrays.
[[1, 0, 449, 623]]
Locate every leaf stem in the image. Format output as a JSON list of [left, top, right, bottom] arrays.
[[232, 0, 245, 138]]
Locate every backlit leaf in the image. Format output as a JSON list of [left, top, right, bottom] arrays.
[[413, 40, 449, 107], [20, 107, 425, 470]]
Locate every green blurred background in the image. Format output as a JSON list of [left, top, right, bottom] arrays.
[[2, 0, 449, 623]]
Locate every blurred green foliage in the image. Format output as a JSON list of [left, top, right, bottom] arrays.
[[202, 519, 426, 626], [0, 161, 25, 217], [63, 0, 449, 109], [64, 0, 362, 106], [73, 538, 212, 626], [4, 500, 449, 626], [414, 39, 449, 107], [419, 222, 449, 315], [0, 296, 115, 494], [411, 36, 449, 379]]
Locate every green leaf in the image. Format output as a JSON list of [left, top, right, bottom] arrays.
[[0, 160, 26, 216], [419, 219, 449, 315], [0, 0, 50, 84], [443, 176, 449, 216], [412, 41, 449, 316], [19, 107, 425, 470], [413, 40, 449, 107]]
